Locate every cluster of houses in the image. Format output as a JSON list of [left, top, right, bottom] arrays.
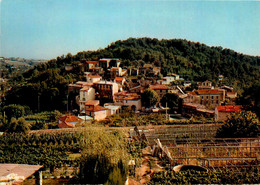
[[182, 80, 240, 120], [58, 58, 243, 128]]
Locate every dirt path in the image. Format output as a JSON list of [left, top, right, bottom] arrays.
[[128, 147, 164, 185]]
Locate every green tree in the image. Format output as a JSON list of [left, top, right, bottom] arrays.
[[6, 117, 31, 133], [141, 89, 160, 108], [3, 104, 26, 121], [216, 111, 259, 138], [79, 129, 129, 184], [161, 93, 179, 108], [161, 93, 181, 112]]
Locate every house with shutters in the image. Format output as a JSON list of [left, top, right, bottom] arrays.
[[79, 86, 95, 111], [93, 81, 119, 100]]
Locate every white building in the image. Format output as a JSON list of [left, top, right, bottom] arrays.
[[114, 91, 142, 111], [104, 104, 121, 115], [85, 72, 102, 83], [158, 74, 180, 85], [79, 86, 96, 111]]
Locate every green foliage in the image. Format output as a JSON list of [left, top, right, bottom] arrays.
[[237, 81, 260, 117], [100, 113, 168, 127], [79, 128, 129, 184], [149, 168, 259, 184], [6, 117, 31, 133], [216, 111, 260, 138], [141, 89, 160, 108], [5, 69, 71, 111], [3, 104, 29, 120], [24, 110, 62, 130], [0, 57, 45, 79], [105, 166, 126, 185], [0, 132, 82, 167], [161, 93, 182, 112]]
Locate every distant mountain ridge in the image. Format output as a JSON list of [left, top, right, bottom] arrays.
[[0, 57, 46, 79]]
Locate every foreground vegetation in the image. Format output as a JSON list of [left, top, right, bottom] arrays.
[[0, 127, 143, 184], [149, 168, 259, 184], [0, 107, 62, 132], [216, 111, 260, 138], [0, 132, 82, 168]]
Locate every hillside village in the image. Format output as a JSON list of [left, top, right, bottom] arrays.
[[1, 0, 260, 182], [59, 57, 242, 128], [0, 39, 259, 184]]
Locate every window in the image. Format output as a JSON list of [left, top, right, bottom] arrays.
[[212, 96, 214, 99], [202, 96, 204, 99], [206, 96, 208, 99]]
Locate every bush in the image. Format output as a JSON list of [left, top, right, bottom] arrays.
[[79, 129, 130, 184], [6, 117, 31, 133], [3, 104, 27, 120], [216, 111, 259, 138], [149, 168, 259, 184]]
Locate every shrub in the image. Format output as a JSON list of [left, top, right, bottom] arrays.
[[216, 111, 259, 138], [79, 129, 129, 184]]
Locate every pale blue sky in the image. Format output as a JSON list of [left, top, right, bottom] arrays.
[[1, 0, 259, 59]]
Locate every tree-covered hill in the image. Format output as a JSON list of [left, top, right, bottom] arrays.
[[0, 57, 46, 79], [3, 37, 260, 112]]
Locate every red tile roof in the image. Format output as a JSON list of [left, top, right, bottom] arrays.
[[187, 91, 197, 95], [85, 105, 108, 112], [89, 75, 101, 78], [58, 115, 83, 128], [114, 91, 140, 100], [99, 59, 108, 61], [58, 121, 74, 128], [86, 61, 98, 64], [149, 84, 169, 90], [76, 81, 92, 87], [216, 106, 242, 112], [59, 115, 82, 123], [197, 89, 220, 95], [114, 77, 125, 81]]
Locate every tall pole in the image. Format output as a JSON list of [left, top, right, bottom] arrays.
[[166, 102, 168, 121], [38, 94, 40, 112], [67, 95, 69, 113]]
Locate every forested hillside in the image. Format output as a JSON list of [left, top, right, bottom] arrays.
[[0, 57, 46, 79], [2, 38, 260, 113]]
